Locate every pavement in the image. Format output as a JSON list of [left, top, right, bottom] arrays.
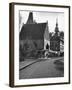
[[19, 59, 39, 70], [19, 57, 64, 79], [19, 57, 63, 70]]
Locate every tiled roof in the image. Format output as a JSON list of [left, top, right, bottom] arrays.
[[20, 23, 46, 40]]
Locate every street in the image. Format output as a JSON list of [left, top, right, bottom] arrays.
[[19, 58, 64, 79]]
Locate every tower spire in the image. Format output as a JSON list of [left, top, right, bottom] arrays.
[[56, 18, 58, 26], [55, 18, 59, 33]]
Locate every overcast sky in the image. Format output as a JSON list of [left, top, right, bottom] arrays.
[[19, 11, 64, 32]]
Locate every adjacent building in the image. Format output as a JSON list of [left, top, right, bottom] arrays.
[[50, 19, 60, 51]]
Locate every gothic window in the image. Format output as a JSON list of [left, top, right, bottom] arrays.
[[46, 43, 49, 49]]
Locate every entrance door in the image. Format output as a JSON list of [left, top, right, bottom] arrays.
[[46, 43, 49, 50]]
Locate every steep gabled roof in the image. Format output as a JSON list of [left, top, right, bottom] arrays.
[[20, 23, 46, 40]]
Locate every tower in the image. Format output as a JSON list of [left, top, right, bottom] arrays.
[[50, 18, 60, 51]]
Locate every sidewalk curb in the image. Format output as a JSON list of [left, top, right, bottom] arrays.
[[19, 59, 43, 71], [19, 57, 63, 71]]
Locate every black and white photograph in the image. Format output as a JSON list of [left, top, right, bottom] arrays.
[[9, 3, 70, 87], [19, 11, 64, 79]]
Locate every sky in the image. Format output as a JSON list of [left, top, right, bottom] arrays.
[[19, 11, 64, 32]]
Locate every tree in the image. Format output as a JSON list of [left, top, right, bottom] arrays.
[[60, 31, 64, 39], [49, 32, 52, 39], [19, 14, 22, 29]]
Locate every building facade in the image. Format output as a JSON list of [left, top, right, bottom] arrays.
[[50, 19, 60, 51]]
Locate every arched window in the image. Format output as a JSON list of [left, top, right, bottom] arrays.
[[46, 43, 49, 49]]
